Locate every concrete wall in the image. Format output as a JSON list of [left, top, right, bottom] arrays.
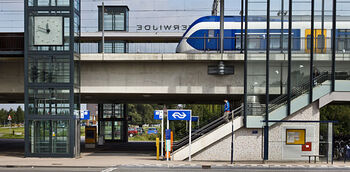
[[80, 61, 244, 95], [191, 102, 320, 161], [0, 60, 23, 93]]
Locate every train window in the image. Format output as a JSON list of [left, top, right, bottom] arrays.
[[208, 30, 215, 38], [337, 30, 350, 51], [283, 36, 290, 50], [317, 35, 325, 49], [338, 39, 345, 51], [270, 35, 280, 50], [235, 35, 243, 49], [307, 35, 312, 50], [247, 35, 261, 50]]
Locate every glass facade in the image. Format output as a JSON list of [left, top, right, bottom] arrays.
[[98, 6, 129, 32], [29, 120, 69, 154], [25, 0, 81, 157], [28, 88, 70, 116], [28, 56, 70, 83], [98, 104, 127, 142]]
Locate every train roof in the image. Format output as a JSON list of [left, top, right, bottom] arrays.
[[184, 15, 350, 36]]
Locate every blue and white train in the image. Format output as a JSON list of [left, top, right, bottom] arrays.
[[176, 16, 350, 53]]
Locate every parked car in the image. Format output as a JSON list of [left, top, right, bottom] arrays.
[[128, 127, 138, 137], [136, 127, 144, 134], [147, 127, 157, 135]]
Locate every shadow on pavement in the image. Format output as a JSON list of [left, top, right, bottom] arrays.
[[0, 139, 24, 157], [82, 141, 156, 156]]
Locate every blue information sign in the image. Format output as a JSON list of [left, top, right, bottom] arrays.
[[165, 129, 171, 140], [191, 116, 199, 122], [80, 110, 90, 120], [167, 110, 191, 121], [153, 110, 163, 120]]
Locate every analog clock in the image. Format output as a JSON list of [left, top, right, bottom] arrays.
[[34, 16, 63, 46]]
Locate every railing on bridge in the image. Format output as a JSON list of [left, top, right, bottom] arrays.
[[80, 37, 350, 55], [173, 105, 244, 151], [0, 33, 24, 56]]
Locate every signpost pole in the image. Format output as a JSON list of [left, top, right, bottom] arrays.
[[189, 115, 192, 161], [167, 114, 169, 162], [161, 112, 164, 158]]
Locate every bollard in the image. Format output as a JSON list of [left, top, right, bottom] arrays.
[[171, 131, 173, 151], [156, 138, 159, 160]]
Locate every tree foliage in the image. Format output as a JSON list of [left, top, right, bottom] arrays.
[[321, 105, 350, 137], [0, 106, 24, 125], [127, 104, 223, 140]]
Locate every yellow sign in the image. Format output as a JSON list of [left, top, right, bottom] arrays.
[[286, 129, 305, 145]]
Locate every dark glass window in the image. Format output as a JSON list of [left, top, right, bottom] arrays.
[[307, 35, 312, 50], [29, 120, 69, 154], [99, 41, 127, 53], [28, 88, 71, 116], [102, 104, 124, 118], [337, 30, 350, 51], [247, 35, 261, 50], [270, 35, 281, 50], [28, 56, 70, 84], [98, 6, 129, 31], [317, 35, 325, 49], [235, 35, 243, 50], [29, 0, 70, 7]]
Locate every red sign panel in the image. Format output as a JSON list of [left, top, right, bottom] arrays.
[[7, 115, 12, 121], [302, 142, 312, 151]]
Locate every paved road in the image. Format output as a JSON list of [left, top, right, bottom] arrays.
[[1, 167, 350, 172]]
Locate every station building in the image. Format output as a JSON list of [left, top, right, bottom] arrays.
[[0, 0, 350, 162]]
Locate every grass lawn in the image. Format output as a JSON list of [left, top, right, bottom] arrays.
[[0, 126, 86, 139], [0, 127, 24, 139], [128, 134, 158, 142]]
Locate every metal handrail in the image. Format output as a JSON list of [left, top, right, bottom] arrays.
[[266, 72, 330, 115], [173, 105, 244, 150]]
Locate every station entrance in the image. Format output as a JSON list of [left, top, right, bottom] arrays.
[[97, 104, 128, 143]]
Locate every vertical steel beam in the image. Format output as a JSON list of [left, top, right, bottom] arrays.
[[309, 0, 314, 103], [220, 0, 224, 56], [321, 0, 325, 53], [243, 0, 248, 125], [332, 0, 337, 91], [280, 0, 284, 53], [241, 0, 244, 53], [102, 2, 105, 54], [24, 0, 29, 157], [287, 0, 292, 115], [264, 0, 270, 161]]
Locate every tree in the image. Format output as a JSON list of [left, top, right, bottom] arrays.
[[15, 106, 24, 124], [0, 108, 7, 125], [321, 105, 350, 138]]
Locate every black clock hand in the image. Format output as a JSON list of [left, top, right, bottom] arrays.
[[46, 23, 51, 33], [38, 27, 47, 32]]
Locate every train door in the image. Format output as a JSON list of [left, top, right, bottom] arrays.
[[305, 29, 327, 53], [206, 29, 219, 51]]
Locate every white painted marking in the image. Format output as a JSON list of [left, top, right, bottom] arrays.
[[101, 167, 117, 172]]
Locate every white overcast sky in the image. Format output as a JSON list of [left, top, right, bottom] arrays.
[[1, 0, 348, 32]]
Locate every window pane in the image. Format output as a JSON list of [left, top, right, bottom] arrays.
[[30, 120, 50, 153], [248, 36, 261, 50], [52, 120, 69, 154], [270, 35, 280, 50], [28, 88, 71, 116], [114, 13, 124, 31]]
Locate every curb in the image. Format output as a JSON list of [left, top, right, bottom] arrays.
[[1, 163, 350, 169]]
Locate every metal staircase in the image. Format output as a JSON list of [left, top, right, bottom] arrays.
[[173, 105, 243, 150], [172, 105, 244, 160], [246, 72, 331, 128]]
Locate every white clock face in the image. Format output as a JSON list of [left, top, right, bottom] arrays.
[[34, 16, 63, 46]]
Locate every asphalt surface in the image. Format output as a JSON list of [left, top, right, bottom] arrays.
[[1, 167, 350, 172], [0, 138, 156, 156]]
